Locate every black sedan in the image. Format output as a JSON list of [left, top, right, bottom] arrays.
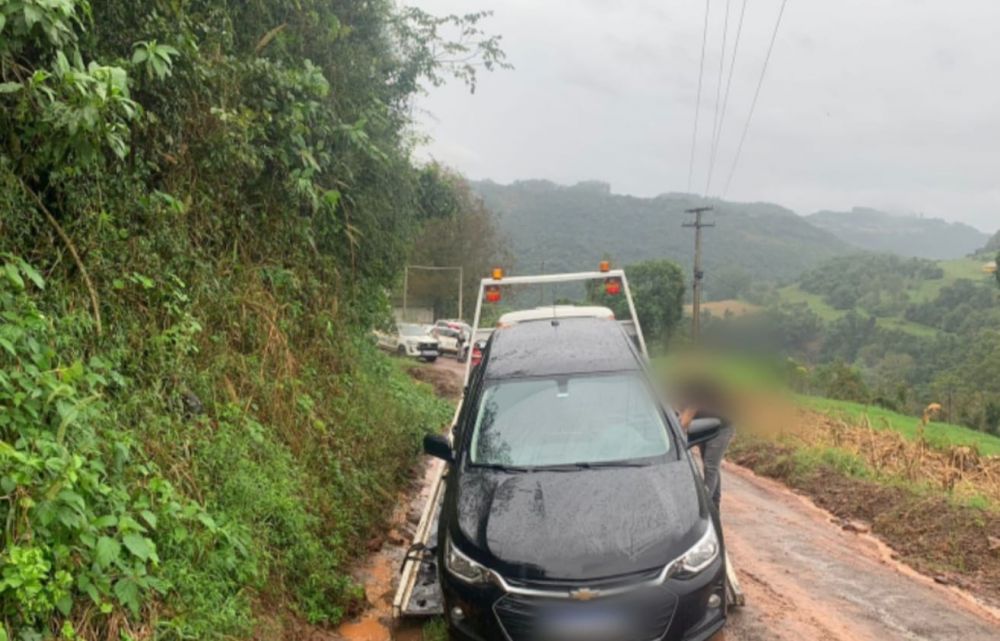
[[423, 316, 726, 641]]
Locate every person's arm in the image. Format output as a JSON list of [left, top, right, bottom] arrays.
[[679, 406, 698, 433]]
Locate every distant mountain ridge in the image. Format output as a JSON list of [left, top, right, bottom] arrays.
[[805, 208, 989, 260], [472, 180, 853, 288]]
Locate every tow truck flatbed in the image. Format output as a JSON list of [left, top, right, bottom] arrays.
[[392, 267, 744, 619]]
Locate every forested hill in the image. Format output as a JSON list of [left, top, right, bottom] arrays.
[[806, 208, 990, 259], [986, 230, 1000, 252], [474, 180, 852, 284]]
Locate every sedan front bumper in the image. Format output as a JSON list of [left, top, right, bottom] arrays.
[[442, 554, 727, 641]]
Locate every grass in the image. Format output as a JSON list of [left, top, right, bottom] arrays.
[[774, 257, 996, 339], [798, 394, 1000, 456], [776, 284, 843, 321], [910, 258, 989, 302], [422, 618, 448, 641]]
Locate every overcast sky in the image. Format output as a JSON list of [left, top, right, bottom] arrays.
[[411, 0, 999, 233]]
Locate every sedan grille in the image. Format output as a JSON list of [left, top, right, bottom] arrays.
[[418, 342, 438, 351], [493, 588, 676, 641]]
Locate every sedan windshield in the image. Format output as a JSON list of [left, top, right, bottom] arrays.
[[469, 374, 673, 468]]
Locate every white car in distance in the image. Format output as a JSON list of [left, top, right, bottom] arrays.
[[429, 320, 471, 360], [376, 323, 440, 362]]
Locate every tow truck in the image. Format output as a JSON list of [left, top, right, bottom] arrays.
[[393, 263, 745, 635]]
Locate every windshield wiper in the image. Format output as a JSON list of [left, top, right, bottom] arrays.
[[581, 460, 651, 468], [534, 460, 651, 471], [476, 463, 531, 473]]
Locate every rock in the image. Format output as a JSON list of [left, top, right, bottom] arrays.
[[387, 529, 406, 546], [842, 520, 871, 534], [988, 536, 1000, 552], [366, 535, 384, 552], [933, 574, 951, 585]]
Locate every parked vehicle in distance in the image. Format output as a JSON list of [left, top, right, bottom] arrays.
[[375, 323, 439, 362], [424, 316, 727, 641], [469, 339, 486, 367], [435, 319, 473, 335], [430, 324, 467, 358]]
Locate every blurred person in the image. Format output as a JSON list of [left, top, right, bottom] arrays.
[[674, 357, 735, 514]]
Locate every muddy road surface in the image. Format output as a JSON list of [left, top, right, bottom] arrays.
[[722, 462, 1000, 640], [335, 357, 1000, 641]]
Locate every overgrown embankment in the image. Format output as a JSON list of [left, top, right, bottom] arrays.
[[0, 1, 503, 639]]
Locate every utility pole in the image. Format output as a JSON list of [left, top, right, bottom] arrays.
[[402, 265, 409, 322], [683, 207, 714, 340]]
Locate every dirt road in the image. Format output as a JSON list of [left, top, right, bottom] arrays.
[[336, 358, 1000, 641], [722, 462, 1000, 640]]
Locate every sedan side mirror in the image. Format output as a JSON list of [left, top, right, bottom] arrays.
[[424, 434, 454, 463], [686, 418, 722, 449]]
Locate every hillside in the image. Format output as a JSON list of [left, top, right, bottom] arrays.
[[713, 253, 1000, 435], [806, 208, 990, 259], [773, 255, 993, 333], [474, 180, 853, 290], [987, 230, 1000, 252]]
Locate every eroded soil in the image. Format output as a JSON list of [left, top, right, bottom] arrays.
[[722, 462, 1000, 640]]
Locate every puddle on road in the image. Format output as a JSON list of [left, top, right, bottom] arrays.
[[334, 457, 445, 641]]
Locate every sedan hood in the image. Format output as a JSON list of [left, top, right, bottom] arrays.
[[454, 462, 706, 582]]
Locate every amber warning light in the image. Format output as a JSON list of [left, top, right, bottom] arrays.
[[599, 260, 611, 273], [491, 267, 504, 280], [485, 285, 502, 303]]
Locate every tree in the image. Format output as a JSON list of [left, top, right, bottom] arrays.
[[707, 266, 752, 301], [407, 165, 511, 319], [590, 259, 685, 344]]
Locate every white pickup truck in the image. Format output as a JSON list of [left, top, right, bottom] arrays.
[[375, 323, 440, 361]]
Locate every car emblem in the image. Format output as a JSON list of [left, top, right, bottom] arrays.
[[569, 588, 600, 601]]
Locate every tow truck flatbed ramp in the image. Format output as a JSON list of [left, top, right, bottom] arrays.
[[393, 266, 744, 618], [393, 460, 446, 617]]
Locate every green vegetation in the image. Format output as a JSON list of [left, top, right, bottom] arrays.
[[711, 253, 1000, 435], [0, 0, 501, 638], [405, 166, 511, 319], [589, 259, 685, 345], [798, 396, 1000, 456], [988, 231, 1000, 252], [806, 208, 990, 259], [422, 618, 449, 641], [798, 254, 943, 314], [473, 180, 853, 289]]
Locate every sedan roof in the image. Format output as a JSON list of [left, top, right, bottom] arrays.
[[484, 317, 642, 379]]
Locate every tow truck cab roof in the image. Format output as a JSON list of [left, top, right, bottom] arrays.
[[485, 316, 641, 380], [496, 305, 614, 327]]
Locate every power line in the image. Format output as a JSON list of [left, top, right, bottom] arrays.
[[705, 0, 749, 196], [705, 0, 732, 196], [687, 0, 712, 193], [722, 0, 790, 198]]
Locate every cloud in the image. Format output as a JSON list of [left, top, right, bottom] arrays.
[[412, 0, 1000, 232]]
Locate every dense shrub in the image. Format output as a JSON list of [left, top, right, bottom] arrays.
[[0, 0, 498, 638]]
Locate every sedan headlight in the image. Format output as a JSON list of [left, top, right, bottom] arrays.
[[445, 536, 492, 585], [675, 523, 720, 577]]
